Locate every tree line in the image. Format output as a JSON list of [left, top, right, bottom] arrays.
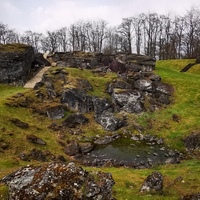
[[1, 7, 200, 60]]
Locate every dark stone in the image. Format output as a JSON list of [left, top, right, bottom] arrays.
[[79, 142, 94, 154], [19, 152, 29, 161], [109, 61, 127, 73], [46, 105, 65, 119], [0, 162, 115, 200], [75, 113, 89, 124], [62, 113, 89, 128], [93, 97, 113, 115], [29, 149, 48, 162], [26, 134, 46, 145], [32, 53, 51, 67], [156, 93, 171, 105], [61, 88, 93, 112], [63, 115, 78, 128], [101, 56, 113, 66], [172, 114, 181, 122], [10, 118, 29, 129], [154, 82, 173, 95], [65, 141, 80, 156], [183, 132, 200, 150], [140, 171, 163, 194]]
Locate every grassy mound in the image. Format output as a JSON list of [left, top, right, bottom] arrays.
[[0, 59, 200, 199]]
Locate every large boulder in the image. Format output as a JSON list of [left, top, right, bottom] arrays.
[[46, 105, 65, 119], [107, 80, 132, 94], [0, 43, 34, 85], [0, 162, 115, 200], [93, 97, 113, 116], [140, 171, 163, 194], [112, 89, 144, 113], [62, 113, 89, 128], [109, 61, 127, 73], [96, 111, 124, 131], [183, 132, 200, 150], [61, 88, 94, 112], [134, 78, 153, 92]]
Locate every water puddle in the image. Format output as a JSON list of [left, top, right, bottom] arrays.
[[76, 137, 180, 168]]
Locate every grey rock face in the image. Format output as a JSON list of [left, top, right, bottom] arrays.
[[112, 89, 144, 113], [96, 111, 124, 131], [0, 44, 34, 85], [1, 162, 115, 200]]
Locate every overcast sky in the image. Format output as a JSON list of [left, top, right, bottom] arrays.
[[0, 0, 200, 34]]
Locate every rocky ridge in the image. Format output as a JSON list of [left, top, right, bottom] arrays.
[[0, 162, 115, 200]]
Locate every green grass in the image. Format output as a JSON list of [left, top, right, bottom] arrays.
[[0, 59, 200, 199], [85, 159, 200, 200], [0, 43, 29, 53], [136, 59, 200, 150]]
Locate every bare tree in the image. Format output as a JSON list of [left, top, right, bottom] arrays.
[[41, 30, 59, 52], [132, 14, 145, 54], [103, 26, 120, 54], [144, 13, 160, 57], [20, 30, 42, 52], [57, 27, 69, 52], [85, 19, 108, 52], [183, 7, 200, 58], [118, 18, 133, 54]]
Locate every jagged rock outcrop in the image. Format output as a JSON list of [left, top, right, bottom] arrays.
[[0, 162, 115, 200], [112, 89, 144, 113], [140, 171, 163, 194], [96, 111, 125, 131], [61, 88, 94, 112], [0, 43, 34, 85], [5, 51, 173, 131], [49, 51, 156, 73]]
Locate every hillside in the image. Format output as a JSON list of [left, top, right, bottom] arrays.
[[0, 59, 200, 199]]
